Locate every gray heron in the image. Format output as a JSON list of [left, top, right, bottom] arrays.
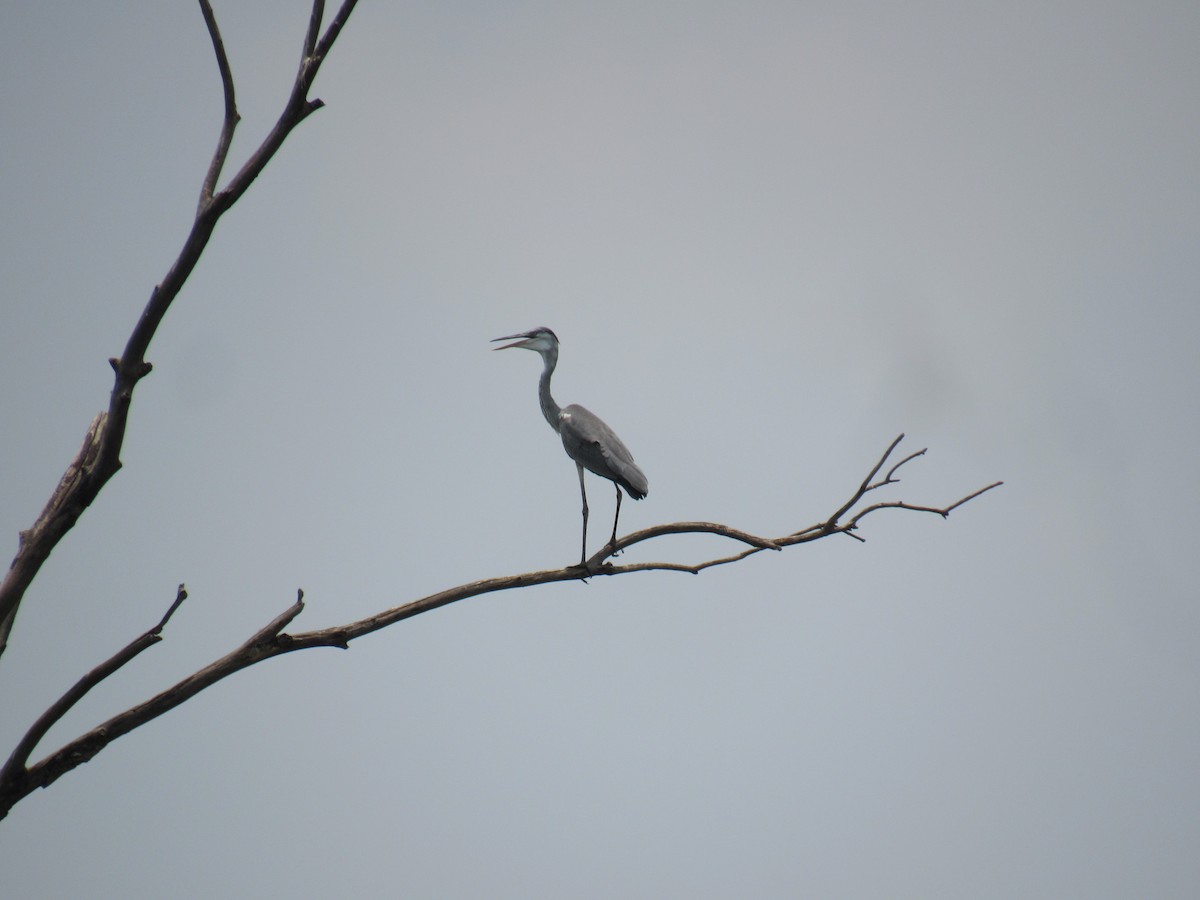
[[492, 327, 648, 566]]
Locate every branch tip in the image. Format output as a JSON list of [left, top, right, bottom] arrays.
[[152, 584, 190, 634], [943, 480, 1004, 514]]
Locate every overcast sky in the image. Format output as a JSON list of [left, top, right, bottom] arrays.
[[2, 1, 1198, 897]]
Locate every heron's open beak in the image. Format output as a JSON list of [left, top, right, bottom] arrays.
[[491, 332, 535, 351]]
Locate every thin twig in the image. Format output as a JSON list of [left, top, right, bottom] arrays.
[[0, 584, 189, 784], [945, 481, 1004, 513], [881, 447, 927, 487], [612, 521, 782, 556], [153, 583, 189, 633], [606, 543, 772, 575], [824, 433, 905, 527], [846, 481, 1003, 530], [197, 0, 239, 206]]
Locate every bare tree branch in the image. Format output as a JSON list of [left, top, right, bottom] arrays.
[[0, 435, 1000, 818], [0, 0, 360, 659]]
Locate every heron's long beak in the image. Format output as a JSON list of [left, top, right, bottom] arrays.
[[491, 332, 535, 351]]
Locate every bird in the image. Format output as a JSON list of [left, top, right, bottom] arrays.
[[492, 327, 648, 567]]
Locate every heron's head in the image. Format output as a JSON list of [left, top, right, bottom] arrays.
[[491, 327, 559, 354]]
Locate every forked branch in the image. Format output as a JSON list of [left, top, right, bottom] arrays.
[[0, 0, 360, 658], [0, 435, 999, 818], [600, 433, 1001, 569]]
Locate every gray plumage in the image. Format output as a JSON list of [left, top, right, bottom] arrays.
[[492, 327, 648, 565]]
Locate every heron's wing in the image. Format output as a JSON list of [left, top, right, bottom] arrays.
[[560, 404, 648, 499]]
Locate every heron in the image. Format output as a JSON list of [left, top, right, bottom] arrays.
[[492, 327, 648, 567]]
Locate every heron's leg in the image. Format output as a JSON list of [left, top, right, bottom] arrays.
[[609, 484, 623, 554], [576, 464, 589, 566]]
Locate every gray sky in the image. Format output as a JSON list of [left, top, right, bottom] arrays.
[[2, 1, 1198, 897]]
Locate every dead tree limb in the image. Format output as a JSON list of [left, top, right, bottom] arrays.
[[0, 435, 999, 818], [0, 0, 360, 657]]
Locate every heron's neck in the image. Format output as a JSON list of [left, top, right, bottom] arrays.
[[537, 350, 562, 432]]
